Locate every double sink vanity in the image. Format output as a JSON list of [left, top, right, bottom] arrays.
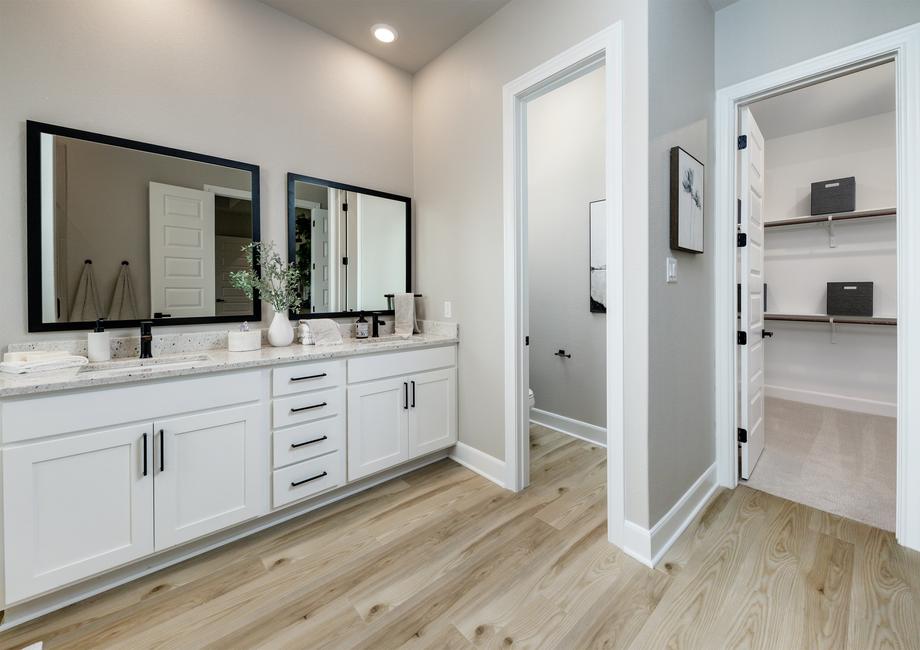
[[0, 329, 458, 617], [1, 120, 456, 624]]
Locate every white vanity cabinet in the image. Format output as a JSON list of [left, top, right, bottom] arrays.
[[1, 371, 269, 603], [153, 404, 266, 549], [346, 346, 457, 481], [2, 424, 154, 604]]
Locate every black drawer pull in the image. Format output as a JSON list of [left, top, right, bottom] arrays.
[[291, 402, 327, 413], [291, 471, 328, 487], [290, 435, 328, 448], [291, 372, 327, 382]]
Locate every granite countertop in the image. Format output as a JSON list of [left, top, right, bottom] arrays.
[[0, 333, 458, 398]]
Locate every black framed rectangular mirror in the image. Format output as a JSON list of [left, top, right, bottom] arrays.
[[26, 121, 261, 332], [287, 173, 411, 319]]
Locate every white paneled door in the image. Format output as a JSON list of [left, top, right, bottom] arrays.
[[409, 368, 458, 458], [149, 182, 216, 318], [347, 377, 410, 480], [739, 107, 766, 480]]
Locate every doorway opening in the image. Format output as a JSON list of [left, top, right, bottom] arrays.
[[736, 62, 897, 530], [502, 24, 626, 546], [525, 63, 608, 516]]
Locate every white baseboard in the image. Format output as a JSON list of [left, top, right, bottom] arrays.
[[530, 408, 606, 447], [621, 463, 718, 567], [449, 442, 506, 488], [766, 384, 896, 418]]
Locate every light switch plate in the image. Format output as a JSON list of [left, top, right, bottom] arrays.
[[444, 301, 452, 318], [666, 256, 678, 283]]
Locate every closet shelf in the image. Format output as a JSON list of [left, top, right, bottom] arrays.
[[764, 207, 896, 229], [765, 313, 897, 326]]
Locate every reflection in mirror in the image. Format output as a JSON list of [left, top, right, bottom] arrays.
[[288, 175, 410, 317], [27, 122, 260, 331]]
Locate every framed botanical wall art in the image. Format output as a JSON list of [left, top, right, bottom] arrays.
[[670, 146, 704, 253], [589, 199, 606, 313]]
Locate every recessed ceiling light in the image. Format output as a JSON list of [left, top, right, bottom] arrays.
[[372, 24, 398, 44]]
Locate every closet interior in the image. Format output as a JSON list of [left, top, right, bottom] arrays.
[[741, 62, 897, 531]]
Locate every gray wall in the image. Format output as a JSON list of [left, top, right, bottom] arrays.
[[715, 0, 920, 88], [647, 0, 716, 525], [412, 0, 650, 526], [527, 66, 606, 430], [0, 0, 413, 347]]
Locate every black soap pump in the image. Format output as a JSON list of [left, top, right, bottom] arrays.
[[355, 314, 370, 339]]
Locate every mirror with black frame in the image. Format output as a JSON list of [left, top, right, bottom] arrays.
[[26, 121, 261, 332], [287, 173, 411, 318]]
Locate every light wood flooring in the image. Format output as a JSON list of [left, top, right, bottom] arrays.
[[1, 426, 918, 649]]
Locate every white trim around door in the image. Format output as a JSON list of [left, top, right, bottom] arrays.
[[714, 22, 920, 551], [502, 22, 627, 548]]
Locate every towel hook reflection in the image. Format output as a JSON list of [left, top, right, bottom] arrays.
[[555, 349, 572, 359]]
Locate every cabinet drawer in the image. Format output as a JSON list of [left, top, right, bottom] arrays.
[[347, 345, 457, 384], [272, 452, 343, 508], [272, 360, 345, 397], [272, 387, 343, 428], [273, 416, 344, 469]]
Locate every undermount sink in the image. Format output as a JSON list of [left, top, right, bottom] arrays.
[[80, 354, 211, 376]]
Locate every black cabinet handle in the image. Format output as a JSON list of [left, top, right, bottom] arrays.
[[403, 382, 409, 410], [291, 402, 327, 413], [291, 471, 327, 487], [291, 435, 328, 449], [411, 380, 416, 408], [142, 432, 148, 477], [291, 372, 327, 382], [159, 429, 165, 472]]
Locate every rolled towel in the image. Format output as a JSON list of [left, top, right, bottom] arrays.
[[308, 318, 343, 345], [394, 293, 417, 338]]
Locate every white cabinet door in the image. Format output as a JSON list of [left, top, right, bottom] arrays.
[[154, 404, 268, 550], [409, 368, 457, 458], [347, 377, 409, 480], [2, 425, 154, 603]]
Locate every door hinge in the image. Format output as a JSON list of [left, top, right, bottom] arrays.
[[342, 256, 349, 265], [737, 331, 747, 345], [525, 335, 530, 346], [737, 428, 748, 443], [737, 232, 747, 247], [737, 198, 742, 225], [738, 135, 748, 150]]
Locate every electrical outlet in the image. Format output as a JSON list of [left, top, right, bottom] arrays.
[[444, 301, 452, 318], [666, 256, 678, 283]]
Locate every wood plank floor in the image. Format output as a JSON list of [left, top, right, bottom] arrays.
[[1, 426, 918, 649]]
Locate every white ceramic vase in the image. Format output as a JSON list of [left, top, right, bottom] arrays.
[[268, 310, 295, 347]]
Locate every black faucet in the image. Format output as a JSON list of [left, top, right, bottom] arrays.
[[371, 313, 386, 338], [139, 321, 153, 359]]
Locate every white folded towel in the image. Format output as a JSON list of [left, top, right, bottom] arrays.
[[308, 319, 343, 345], [394, 293, 416, 338], [1, 354, 88, 374]]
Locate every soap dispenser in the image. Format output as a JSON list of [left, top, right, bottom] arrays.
[[87, 318, 111, 362], [355, 314, 370, 339]]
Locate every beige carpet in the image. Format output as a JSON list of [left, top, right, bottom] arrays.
[[743, 397, 896, 531]]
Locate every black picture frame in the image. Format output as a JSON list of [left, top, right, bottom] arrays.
[[669, 146, 705, 254], [26, 120, 262, 333], [286, 172, 412, 320]]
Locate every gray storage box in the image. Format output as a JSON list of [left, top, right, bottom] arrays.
[[811, 177, 855, 215], [827, 282, 873, 317]]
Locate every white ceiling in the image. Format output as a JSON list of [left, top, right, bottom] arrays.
[[749, 62, 896, 140], [707, 0, 740, 11], [261, 0, 512, 73]]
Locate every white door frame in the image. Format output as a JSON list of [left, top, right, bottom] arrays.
[[714, 23, 920, 550], [502, 23, 626, 546]]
